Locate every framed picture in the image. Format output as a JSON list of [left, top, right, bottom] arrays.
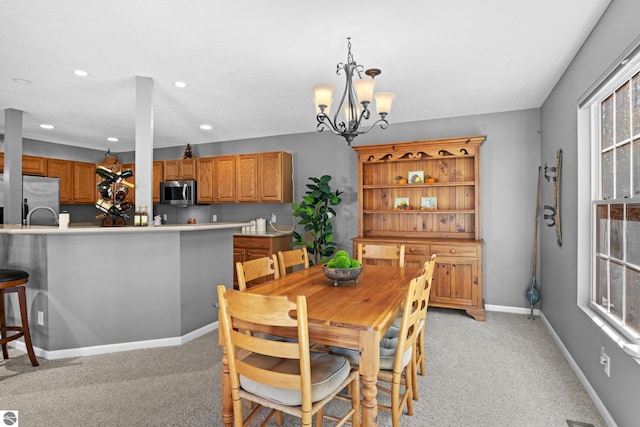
[[408, 170, 424, 184], [420, 197, 437, 210], [394, 197, 410, 210]]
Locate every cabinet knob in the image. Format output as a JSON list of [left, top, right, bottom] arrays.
[[450, 249, 456, 254]]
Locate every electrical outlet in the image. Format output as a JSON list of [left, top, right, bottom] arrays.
[[270, 213, 277, 223], [37, 310, 44, 326], [600, 346, 611, 377]]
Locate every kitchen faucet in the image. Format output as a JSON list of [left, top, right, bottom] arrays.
[[26, 206, 59, 226]]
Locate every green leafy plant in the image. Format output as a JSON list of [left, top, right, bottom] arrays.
[[291, 175, 343, 265]]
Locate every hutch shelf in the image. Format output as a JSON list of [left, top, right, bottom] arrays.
[[352, 135, 486, 320]]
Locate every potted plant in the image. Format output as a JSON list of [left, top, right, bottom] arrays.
[[291, 175, 343, 265]]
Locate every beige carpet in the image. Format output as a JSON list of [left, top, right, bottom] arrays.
[[0, 308, 606, 426]]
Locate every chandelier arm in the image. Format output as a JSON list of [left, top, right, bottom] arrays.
[[352, 117, 390, 136], [316, 114, 343, 136]]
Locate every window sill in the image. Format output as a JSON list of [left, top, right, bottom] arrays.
[[579, 303, 640, 364]]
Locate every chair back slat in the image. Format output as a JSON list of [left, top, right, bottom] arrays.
[[236, 254, 280, 291], [357, 243, 405, 267], [277, 247, 309, 276]]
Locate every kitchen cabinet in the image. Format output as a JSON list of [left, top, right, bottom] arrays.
[[120, 163, 135, 206], [50, 159, 98, 204], [73, 161, 97, 203], [352, 136, 486, 320], [163, 158, 197, 180], [47, 159, 74, 203], [236, 154, 259, 202], [0, 154, 48, 176], [216, 156, 236, 202], [197, 156, 236, 203], [236, 151, 292, 203], [153, 161, 163, 203], [232, 234, 292, 288], [196, 157, 215, 203], [22, 155, 48, 176]]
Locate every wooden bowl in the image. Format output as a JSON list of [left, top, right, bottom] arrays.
[[322, 265, 363, 286]]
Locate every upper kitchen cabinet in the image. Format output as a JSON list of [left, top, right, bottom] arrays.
[[197, 156, 236, 203], [216, 156, 237, 202], [163, 158, 197, 181], [47, 159, 74, 203], [22, 155, 48, 176], [196, 157, 214, 203], [153, 161, 163, 203], [0, 154, 48, 175], [73, 161, 97, 203], [49, 159, 96, 204], [236, 151, 292, 203]]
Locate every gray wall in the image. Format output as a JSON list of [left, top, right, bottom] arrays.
[[540, 0, 640, 426], [152, 108, 542, 310]]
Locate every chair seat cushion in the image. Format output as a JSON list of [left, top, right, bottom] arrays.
[[0, 269, 29, 283], [240, 351, 351, 406], [332, 326, 412, 371]]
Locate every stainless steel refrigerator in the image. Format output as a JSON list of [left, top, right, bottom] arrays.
[[0, 174, 60, 225]]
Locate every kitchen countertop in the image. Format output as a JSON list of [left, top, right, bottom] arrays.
[[0, 221, 250, 235], [232, 227, 294, 238]]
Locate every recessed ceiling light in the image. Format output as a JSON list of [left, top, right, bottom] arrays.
[[13, 78, 31, 84], [40, 124, 55, 129], [200, 124, 212, 130], [74, 70, 89, 77], [173, 81, 187, 88], [107, 137, 119, 142]]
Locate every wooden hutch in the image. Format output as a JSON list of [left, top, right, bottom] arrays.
[[352, 135, 486, 320]]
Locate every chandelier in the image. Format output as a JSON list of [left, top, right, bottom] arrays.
[[314, 38, 395, 145]]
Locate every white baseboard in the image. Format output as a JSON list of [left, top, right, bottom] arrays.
[[9, 321, 219, 360], [485, 304, 541, 316], [539, 313, 617, 427]]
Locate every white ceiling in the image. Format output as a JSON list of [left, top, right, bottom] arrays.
[[0, 0, 610, 152]]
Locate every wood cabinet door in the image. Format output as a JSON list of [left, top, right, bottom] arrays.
[[153, 161, 163, 203], [232, 248, 246, 288], [236, 154, 258, 202], [47, 159, 74, 203], [73, 162, 96, 203], [163, 159, 196, 180], [22, 155, 48, 176], [197, 157, 215, 203], [180, 158, 197, 179], [216, 156, 236, 202], [163, 160, 179, 180], [431, 257, 479, 308], [259, 152, 284, 202], [120, 163, 135, 206]]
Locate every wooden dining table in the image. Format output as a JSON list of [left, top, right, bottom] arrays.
[[219, 263, 419, 427]]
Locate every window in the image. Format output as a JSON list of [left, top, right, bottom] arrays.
[[588, 56, 640, 344]]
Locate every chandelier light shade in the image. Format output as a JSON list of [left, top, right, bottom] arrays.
[[314, 37, 395, 145]]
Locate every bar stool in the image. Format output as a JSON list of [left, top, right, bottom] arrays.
[[0, 269, 39, 366]]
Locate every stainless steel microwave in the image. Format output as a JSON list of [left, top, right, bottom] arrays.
[[160, 180, 197, 206]]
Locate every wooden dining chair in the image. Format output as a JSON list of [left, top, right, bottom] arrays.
[[235, 255, 279, 291], [332, 269, 425, 426], [412, 254, 436, 400], [277, 247, 309, 276], [217, 285, 361, 427], [357, 243, 405, 267]]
